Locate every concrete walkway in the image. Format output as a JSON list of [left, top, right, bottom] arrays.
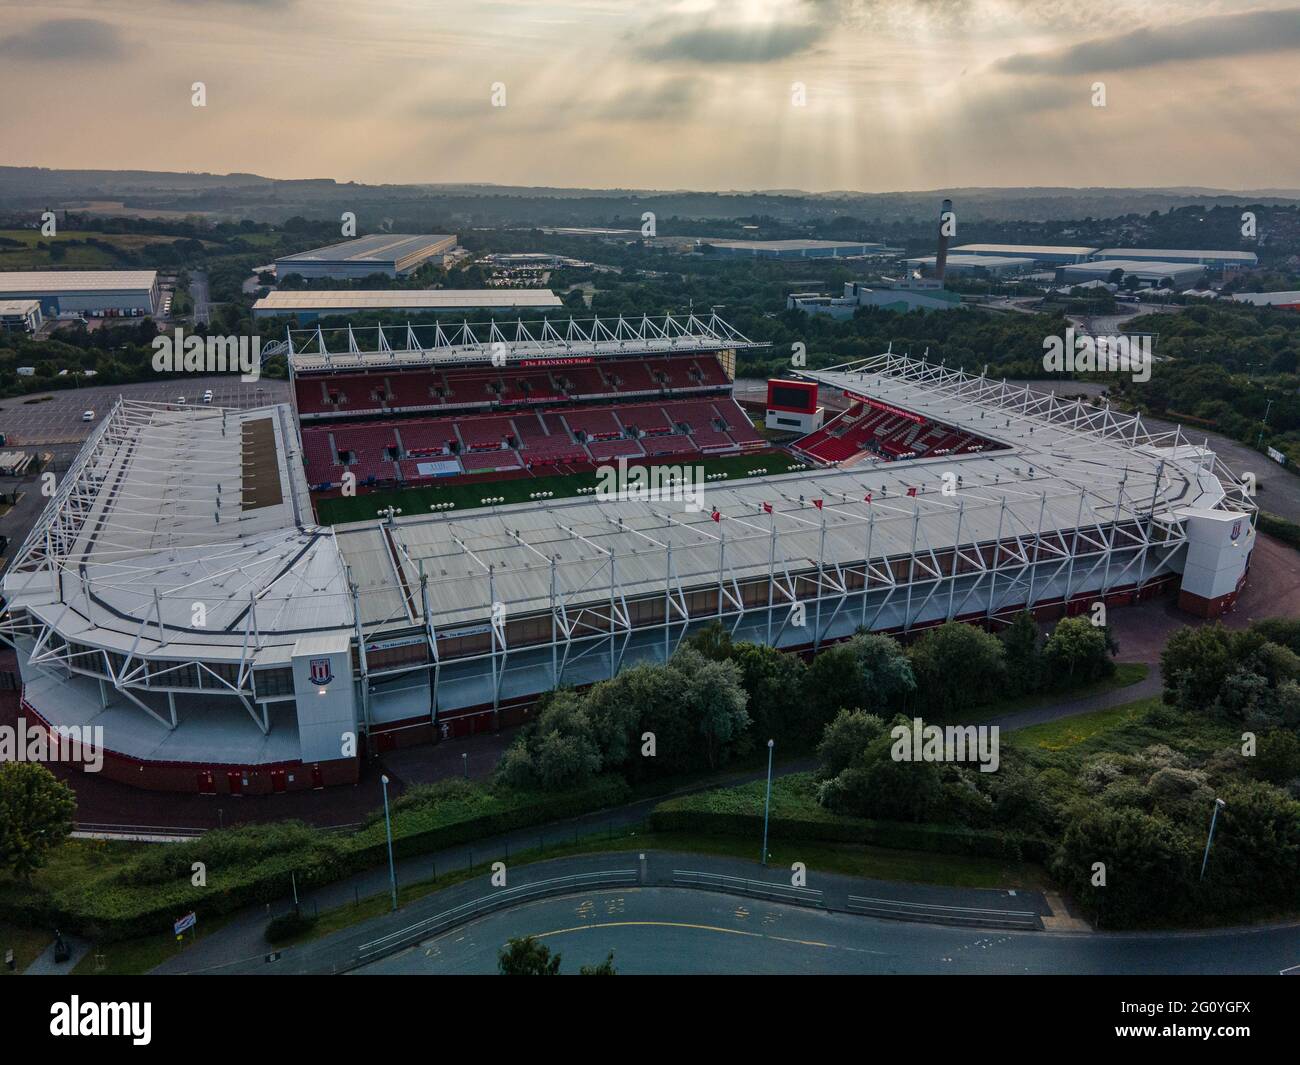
[[24, 933, 90, 975]]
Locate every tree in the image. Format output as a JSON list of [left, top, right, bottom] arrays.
[[674, 646, 750, 770], [687, 621, 734, 662], [580, 951, 617, 975], [804, 634, 914, 727], [532, 694, 603, 789], [1043, 617, 1115, 686], [999, 611, 1043, 696], [909, 621, 1005, 716], [498, 936, 561, 975], [729, 642, 809, 746], [817, 725, 943, 822], [1051, 802, 1197, 928], [815, 709, 885, 780], [1161, 623, 1237, 710], [0, 762, 77, 880]]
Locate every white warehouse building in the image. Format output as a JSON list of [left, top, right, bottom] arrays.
[[0, 271, 159, 317]]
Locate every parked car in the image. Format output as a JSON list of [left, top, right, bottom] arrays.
[[81, 410, 95, 422], [202, 390, 214, 403]]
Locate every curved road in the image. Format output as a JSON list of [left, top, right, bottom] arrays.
[[357, 886, 1300, 975]]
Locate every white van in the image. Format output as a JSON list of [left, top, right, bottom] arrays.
[[81, 410, 95, 422]]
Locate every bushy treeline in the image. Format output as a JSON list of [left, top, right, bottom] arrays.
[[790, 617, 1300, 928], [497, 613, 1117, 792]]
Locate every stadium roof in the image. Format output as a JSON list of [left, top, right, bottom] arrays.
[[1, 401, 352, 665], [4, 347, 1252, 655], [0, 270, 157, 294], [254, 289, 562, 315], [275, 234, 455, 267], [285, 312, 765, 372], [332, 353, 1250, 634]]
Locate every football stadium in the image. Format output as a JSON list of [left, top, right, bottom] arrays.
[[0, 313, 1256, 793]]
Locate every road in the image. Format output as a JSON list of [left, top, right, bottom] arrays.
[[357, 886, 1300, 975], [189, 268, 211, 324]]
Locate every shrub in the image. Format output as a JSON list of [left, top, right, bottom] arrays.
[[265, 908, 318, 944]]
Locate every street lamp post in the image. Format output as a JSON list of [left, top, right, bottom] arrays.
[[761, 739, 774, 866], [1257, 399, 1273, 449], [381, 774, 398, 911], [1199, 797, 1226, 882]]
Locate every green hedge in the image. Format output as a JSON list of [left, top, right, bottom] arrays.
[[650, 774, 1050, 863], [0, 776, 631, 943], [1258, 511, 1300, 550]]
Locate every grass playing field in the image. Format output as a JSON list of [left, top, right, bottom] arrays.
[[313, 451, 810, 525]]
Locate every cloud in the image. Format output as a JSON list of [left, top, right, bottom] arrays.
[[636, 4, 827, 64], [996, 5, 1300, 75], [0, 18, 129, 61], [172, 0, 297, 7], [597, 78, 706, 121]]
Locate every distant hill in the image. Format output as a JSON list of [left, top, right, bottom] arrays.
[[1, 166, 1297, 230]]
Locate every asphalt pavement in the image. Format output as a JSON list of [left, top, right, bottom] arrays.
[[357, 882, 1300, 975]]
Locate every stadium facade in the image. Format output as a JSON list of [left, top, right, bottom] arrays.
[[0, 317, 1255, 794]]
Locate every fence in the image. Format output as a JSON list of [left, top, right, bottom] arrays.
[[847, 894, 1040, 929], [352, 869, 639, 966], [671, 869, 824, 908]]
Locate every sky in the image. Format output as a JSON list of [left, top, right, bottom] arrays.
[[0, 0, 1298, 193]]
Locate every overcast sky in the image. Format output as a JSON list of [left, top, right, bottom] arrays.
[[1, 0, 1297, 192]]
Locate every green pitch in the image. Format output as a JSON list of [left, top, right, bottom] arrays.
[[314, 451, 809, 526]]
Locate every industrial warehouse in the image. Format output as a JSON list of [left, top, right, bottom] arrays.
[[0, 314, 1256, 795], [274, 233, 458, 280], [252, 287, 563, 321], [0, 269, 160, 317]]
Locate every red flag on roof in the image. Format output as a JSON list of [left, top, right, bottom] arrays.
[[906, 486, 918, 497], [762, 502, 773, 514], [812, 498, 823, 510], [711, 509, 721, 523]]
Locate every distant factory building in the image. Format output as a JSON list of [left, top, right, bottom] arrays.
[[904, 253, 1032, 278], [789, 279, 963, 318], [1056, 260, 1206, 288], [949, 244, 1096, 265], [1232, 290, 1300, 310], [275, 234, 457, 280], [0, 271, 159, 317], [1093, 248, 1257, 269], [252, 288, 563, 322], [703, 239, 888, 259], [0, 299, 43, 333]]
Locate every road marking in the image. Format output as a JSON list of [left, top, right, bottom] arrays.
[[529, 919, 873, 952]]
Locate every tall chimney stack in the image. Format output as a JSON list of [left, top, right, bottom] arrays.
[[934, 198, 953, 282]]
